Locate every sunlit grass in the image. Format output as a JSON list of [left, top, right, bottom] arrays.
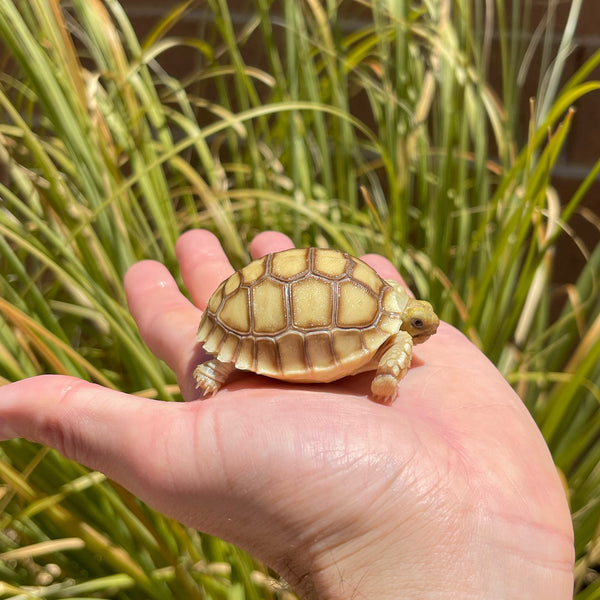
[[0, 0, 598, 597]]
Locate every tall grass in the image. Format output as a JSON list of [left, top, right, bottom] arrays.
[[0, 0, 598, 597]]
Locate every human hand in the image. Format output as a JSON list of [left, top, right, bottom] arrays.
[[0, 230, 574, 599]]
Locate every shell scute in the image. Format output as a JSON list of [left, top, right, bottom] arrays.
[[381, 285, 407, 313], [252, 278, 286, 333], [378, 313, 402, 335], [305, 332, 335, 370], [223, 271, 242, 296], [291, 277, 333, 329], [237, 337, 255, 370], [313, 249, 348, 278], [271, 248, 309, 281], [256, 337, 279, 375], [241, 255, 267, 285], [362, 327, 389, 352], [204, 323, 226, 354], [197, 315, 214, 342], [337, 280, 379, 327], [219, 286, 250, 333], [218, 333, 240, 363], [208, 281, 226, 313], [351, 259, 384, 295], [332, 329, 365, 359], [278, 332, 307, 375]]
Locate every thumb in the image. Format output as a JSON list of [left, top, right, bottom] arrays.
[[0, 375, 176, 480], [0, 375, 225, 517], [0, 376, 301, 548]]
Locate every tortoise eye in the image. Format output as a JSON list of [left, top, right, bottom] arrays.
[[411, 318, 424, 329]]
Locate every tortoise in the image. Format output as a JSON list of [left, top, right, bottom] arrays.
[[193, 247, 439, 403]]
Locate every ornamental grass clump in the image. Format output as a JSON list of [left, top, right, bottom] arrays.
[[0, 0, 598, 597]]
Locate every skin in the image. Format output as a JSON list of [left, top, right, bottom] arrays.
[[0, 230, 574, 599]]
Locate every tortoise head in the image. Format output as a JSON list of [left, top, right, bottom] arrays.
[[401, 298, 439, 343], [384, 279, 440, 343]]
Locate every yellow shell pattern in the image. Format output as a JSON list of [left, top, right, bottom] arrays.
[[196, 248, 407, 383]]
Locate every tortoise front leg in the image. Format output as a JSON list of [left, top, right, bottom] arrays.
[[371, 331, 413, 403], [193, 358, 236, 397]]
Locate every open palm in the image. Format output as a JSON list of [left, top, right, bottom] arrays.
[[0, 230, 573, 599]]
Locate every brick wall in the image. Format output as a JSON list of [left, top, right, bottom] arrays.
[[528, 1, 600, 278], [120, 1, 599, 277]]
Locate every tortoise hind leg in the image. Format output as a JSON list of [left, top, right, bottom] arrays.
[[371, 331, 413, 403], [193, 358, 236, 397]]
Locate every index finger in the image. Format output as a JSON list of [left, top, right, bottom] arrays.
[[360, 253, 410, 291], [176, 230, 234, 310], [249, 231, 295, 258]]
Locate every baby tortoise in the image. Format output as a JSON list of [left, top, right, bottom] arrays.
[[194, 247, 439, 403]]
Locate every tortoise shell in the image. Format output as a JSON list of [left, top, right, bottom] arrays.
[[196, 247, 408, 384]]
